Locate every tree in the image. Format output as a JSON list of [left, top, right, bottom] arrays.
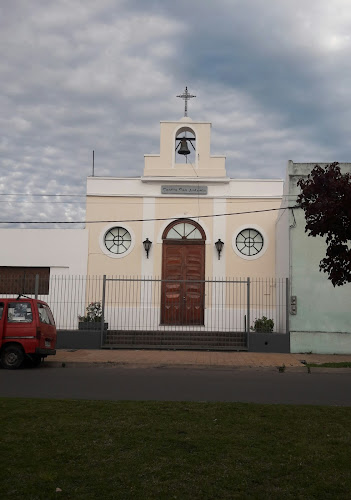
[[297, 162, 351, 286]]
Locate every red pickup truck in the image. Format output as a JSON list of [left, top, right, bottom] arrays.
[[0, 297, 57, 369]]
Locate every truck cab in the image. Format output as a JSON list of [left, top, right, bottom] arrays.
[[0, 298, 56, 369]]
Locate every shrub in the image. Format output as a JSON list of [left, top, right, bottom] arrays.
[[78, 301, 102, 323], [251, 316, 274, 333]]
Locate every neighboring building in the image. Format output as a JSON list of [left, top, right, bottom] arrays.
[[276, 161, 351, 354], [0, 228, 88, 279], [0, 229, 89, 328]]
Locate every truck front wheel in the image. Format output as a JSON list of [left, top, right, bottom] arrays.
[[1, 345, 25, 370]]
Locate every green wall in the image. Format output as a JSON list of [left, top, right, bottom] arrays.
[[288, 164, 351, 354]]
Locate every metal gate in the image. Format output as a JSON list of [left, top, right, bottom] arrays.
[[99, 277, 289, 351]]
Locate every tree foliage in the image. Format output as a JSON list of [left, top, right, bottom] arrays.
[[297, 162, 351, 286]]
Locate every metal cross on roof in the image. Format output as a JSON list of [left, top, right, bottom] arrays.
[[176, 86, 196, 117]]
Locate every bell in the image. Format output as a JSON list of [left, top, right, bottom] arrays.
[[178, 138, 190, 155]]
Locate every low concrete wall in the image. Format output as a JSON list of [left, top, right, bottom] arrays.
[[57, 330, 101, 349], [291, 331, 351, 354], [57, 330, 291, 352], [249, 333, 290, 353]]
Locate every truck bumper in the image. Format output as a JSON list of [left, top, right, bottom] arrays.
[[35, 348, 56, 356]]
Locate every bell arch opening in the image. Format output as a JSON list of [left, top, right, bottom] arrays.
[[174, 126, 196, 165]]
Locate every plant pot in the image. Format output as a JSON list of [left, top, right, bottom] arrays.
[[78, 322, 108, 331]]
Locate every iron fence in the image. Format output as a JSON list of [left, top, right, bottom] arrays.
[[0, 274, 289, 339], [0, 274, 103, 331]]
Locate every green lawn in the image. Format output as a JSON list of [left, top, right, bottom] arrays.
[[1, 399, 351, 499]]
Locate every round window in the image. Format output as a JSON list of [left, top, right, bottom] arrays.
[[104, 227, 131, 255], [235, 228, 264, 257]]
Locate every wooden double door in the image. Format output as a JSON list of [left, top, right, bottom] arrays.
[[161, 241, 205, 325]]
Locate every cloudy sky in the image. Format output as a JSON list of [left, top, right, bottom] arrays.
[[1, 0, 351, 227]]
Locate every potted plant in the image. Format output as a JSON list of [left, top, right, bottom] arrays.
[[78, 302, 108, 330], [250, 316, 274, 333]]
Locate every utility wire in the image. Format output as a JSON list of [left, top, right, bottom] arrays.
[[0, 192, 299, 198], [0, 197, 294, 204], [0, 193, 86, 197], [0, 205, 299, 225], [0, 198, 292, 205]]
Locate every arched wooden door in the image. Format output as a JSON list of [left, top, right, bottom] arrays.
[[161, 219, 205, 325]]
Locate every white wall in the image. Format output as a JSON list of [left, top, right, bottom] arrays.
[[275, 166, 290, 279], [0, 228, 88, 274], [87, 176, 283, 199], [0, 228, 89, 329]]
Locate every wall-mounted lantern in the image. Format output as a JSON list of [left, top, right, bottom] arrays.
[[143, 238, 152, 259], [215, 239, 224, 260]]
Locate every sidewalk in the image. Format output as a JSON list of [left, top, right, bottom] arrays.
[[45, 349, 351, 370]]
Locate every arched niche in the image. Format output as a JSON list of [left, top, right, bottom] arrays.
[[174, 126, 196, 166]]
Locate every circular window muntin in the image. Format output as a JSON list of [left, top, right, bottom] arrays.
[[232, 224, 268, 260], [236, 228, 264, 257], [104, 227, 131, 254], [99, 223, 135, 259]]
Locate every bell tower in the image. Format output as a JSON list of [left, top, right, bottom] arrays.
[[143, 87, 227, 178]]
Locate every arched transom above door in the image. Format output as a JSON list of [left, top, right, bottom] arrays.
[[162, 219, 206, 241]]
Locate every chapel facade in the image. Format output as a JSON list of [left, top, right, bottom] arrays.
[[85, 113, 283, 329]]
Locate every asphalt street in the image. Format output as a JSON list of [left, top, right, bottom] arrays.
[[1, 365, 351, 405]]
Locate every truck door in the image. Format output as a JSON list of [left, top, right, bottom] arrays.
[[4, 301, 35, 343], [37, 302, 56, 349]]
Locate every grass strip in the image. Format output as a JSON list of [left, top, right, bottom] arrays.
[[1, 398, 351, 499]]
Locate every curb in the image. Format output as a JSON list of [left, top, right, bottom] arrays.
[[43, 361, 307, 371]]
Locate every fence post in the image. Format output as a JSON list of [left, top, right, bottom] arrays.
[[285, 277, 289, 335], [100, 275, 106, 347], [247, 277, 250, 350], [34, 274, 39, 299]]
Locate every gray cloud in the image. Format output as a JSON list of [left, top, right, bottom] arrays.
[[1, 0, 351, 227]]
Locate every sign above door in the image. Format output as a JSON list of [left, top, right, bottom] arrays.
[[161, 185, 208, 195]]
